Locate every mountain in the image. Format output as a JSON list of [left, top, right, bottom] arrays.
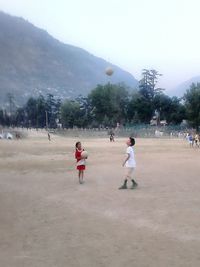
[[0, 11, 138, 105], [170, 76, 200, 97]]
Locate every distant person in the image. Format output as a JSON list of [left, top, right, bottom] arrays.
[[119, 137, 138, 190], [188, 134, 193, 148], [15, 133, 21, 140], [48, 132, 51, 141], [194, 134, 199, 148], [110, 132, 115, 142], [75, 141, 87, 184]]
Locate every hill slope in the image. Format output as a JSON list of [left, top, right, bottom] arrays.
[[170, 76, 200, 97], [0, 11, 138, 105]]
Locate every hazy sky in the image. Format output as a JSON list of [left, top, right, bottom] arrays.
[[0, 0, 200, 91]]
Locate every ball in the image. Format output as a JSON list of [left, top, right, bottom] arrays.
[[81, 150, 88, 159], [105, 67, 114, 76]]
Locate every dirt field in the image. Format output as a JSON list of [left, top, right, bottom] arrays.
[[1, 130, 200, 267]]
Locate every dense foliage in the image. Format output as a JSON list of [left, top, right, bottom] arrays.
[[184, 83, 200, 131], [1, 70, 200, 130]]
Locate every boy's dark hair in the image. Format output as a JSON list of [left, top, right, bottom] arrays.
[[130, 137, 135, 146], [75, 141, 81, 148]]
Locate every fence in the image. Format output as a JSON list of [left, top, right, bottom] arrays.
[[0, 125, 191, 139]]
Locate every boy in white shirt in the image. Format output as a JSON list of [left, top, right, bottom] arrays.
[[119, 137, 138, 189]]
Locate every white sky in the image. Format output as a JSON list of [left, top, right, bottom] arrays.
[[0, 0, 200, 91]]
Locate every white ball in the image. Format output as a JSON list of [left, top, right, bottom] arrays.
[[81, 150, 88, 159], [105, 67, 114, 76]]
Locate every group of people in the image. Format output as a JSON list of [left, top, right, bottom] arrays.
[[186, 133, 200, 148], [75, 137, 138, 189]]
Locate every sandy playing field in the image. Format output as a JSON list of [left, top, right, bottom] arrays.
[[0, 130, 200, 267]]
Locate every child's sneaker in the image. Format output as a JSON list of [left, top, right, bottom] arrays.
[[118, 184, 128, 189], [130, 183, 138, 189]]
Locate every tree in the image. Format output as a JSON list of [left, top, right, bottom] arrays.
[[153, 93, 171, 122], [7, 93, 15, 116], [184, 83, 200, 131], [137, 69, 164, 123], [25, 97, 37, 127], [127, 92, 152, 123], [139, 69, 163, 100], [36, 95, 46, 128], [75, 95, 93, 126], [61, 100, 82, 128], [168, 97, 186, 124], [152, 94, 185, 124], [0, 109, 5, 126], [46, 94, 57, 128], [55, 98, 62, 125], [89, 83, 129, 126], [6, 93, 16, 126], [133, 95, 153, 123], [14, 107, 26, 127]]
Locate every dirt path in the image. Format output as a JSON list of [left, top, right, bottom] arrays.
[[0, 133, 200, 267]]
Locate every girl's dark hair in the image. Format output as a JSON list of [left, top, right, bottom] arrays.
[[130, 137, 135, 146], [75, 141, 81, 148]]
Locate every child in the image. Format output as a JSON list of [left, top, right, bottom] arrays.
[[75, 141, 86, 184], [188, 134, 193, 148], [119, 137, 137, 190], [194, 134, 199, 148], [110, 132, 115, 142], [48, 132, 51, 141]]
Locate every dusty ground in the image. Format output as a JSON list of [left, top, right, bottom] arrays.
[[0, 130, 200, 267]]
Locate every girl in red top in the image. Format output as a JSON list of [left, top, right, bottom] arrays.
[[75, 141, 86, 184]]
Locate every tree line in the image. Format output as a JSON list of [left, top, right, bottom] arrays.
[[1, 69, 200, 131]]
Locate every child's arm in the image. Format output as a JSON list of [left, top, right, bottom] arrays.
[[122, 153, 130, 167]]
